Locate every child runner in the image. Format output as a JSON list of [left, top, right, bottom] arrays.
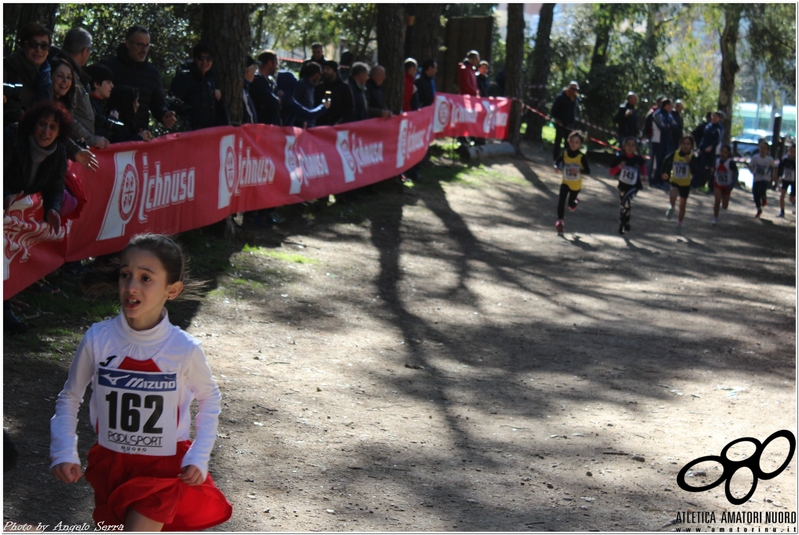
[[50, 234, 232, 531], [662, 135, 700, 233], [554, 130, 591, 235], [747, 139, 777, 218], [711, 145, 739, 225], [777, 143, 796, 218], [609, 137, 648, 235]]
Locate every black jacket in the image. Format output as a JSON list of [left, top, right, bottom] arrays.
[[89, 95, 118, 141], [3, 51, 52, 125], [476, 73, 489, 98], [249, 73, 281, 126], [672, 111, 684, 146], [101, 43, 170, 128], [277, 71, 327, 127], [414, 73, 436, 108], [4, 123, 66, 215], [614, 102, 638, 140], [348, 77, 368, 121], [169, 61, 229, 131], [314, 76, 354, 125], [365, 78, 388, 111], [551, 90, 577, 127]]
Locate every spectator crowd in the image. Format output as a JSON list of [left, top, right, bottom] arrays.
[[4, 21, 794, 333]]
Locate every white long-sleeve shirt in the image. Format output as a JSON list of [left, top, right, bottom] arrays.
[[50, 311, 221, 479]]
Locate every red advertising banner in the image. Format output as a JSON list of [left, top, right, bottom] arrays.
[[3, 95, 511, 299], [432, 94, 512, 140]]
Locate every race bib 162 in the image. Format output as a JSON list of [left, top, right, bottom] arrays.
[[96, 367, 178, 456]]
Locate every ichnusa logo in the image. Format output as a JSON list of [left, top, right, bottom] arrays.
[[286, 135, 330, 195], [396, 119, 432, 169], [433, 95, 450, 134], [336, 130, 384, 184], [98, 151, 196, 241], [481, 99, 508, 135], [218, 134, 276, 209], [677, 430, 796, 505]]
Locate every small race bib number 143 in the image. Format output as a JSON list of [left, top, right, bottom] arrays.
[[96, 367, 178, 456]]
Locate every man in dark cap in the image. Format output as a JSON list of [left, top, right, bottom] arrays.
[[314, 59, 354, 125]]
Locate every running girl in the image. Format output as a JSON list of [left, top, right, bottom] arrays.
[[747, 139, 777, 218], [712, 145, 739, 225], [662, 135, 700, 233], [777, 143, 796, 218], [554, 130, 591, 234], [609, 137, 648, 235], [50, 234, 232, 531]]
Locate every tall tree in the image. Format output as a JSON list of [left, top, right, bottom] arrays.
[[201, 4, 252, 125], [589, 4, 614, 73], [746, 3, 796, 92], [717, 5, 743, 144], [505, 3, 525, 153], [407, 3, 444, 64], [376, 4, 406, 114], [4, 3, 58, 54], [526, 3, 554, 142]]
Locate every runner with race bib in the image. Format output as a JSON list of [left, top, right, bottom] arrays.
[[746, 139, 777, 218], [553, 131, 591, 235], [777, 143, 796, 218], [50, 234, 232, 531], [609, 137, 648, 235], [712, 145, 739, 225], [661, 135, 700, 233]]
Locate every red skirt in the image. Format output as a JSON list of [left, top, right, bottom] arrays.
[[84, 441, 232, 531]]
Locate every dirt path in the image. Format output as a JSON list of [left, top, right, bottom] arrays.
[[4, 141, 796, 532]]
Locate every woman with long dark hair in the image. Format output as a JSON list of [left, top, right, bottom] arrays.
[[4, 101, 74, 333]]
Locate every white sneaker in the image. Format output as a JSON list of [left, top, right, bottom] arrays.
[[711, 217, 718, 226], [666, 207, 674, 220]]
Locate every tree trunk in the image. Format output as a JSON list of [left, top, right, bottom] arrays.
[[376, 4, 406, 114], [526, 3, 554, 142], [19, 4, 58, 32], [408, 3, 444, 64], [505, 3, 525, 153], [252, 6, 270, 51], [718, 5, 742, 145], [589, 4, 613, 73], [5, 3, 58, 54], [201, 4, 252, 126]]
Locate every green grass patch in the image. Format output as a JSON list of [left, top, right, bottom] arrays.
[[541, 125, 556, 144], [242, 244, 317, 264]]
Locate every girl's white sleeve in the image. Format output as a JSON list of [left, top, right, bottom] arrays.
[[180, 344, 221, 480], [50, 333, 96, 467]]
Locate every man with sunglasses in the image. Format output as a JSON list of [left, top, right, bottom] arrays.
[[169, 43, 228, 131], [101, 24, 177, 132], [4, 22, 53, 125]]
